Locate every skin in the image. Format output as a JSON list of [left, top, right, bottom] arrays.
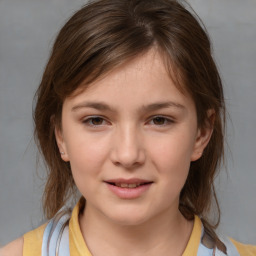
[[1, 49, 213, 255], [0, 237, 23, 256], [55, 49, 213, 256]]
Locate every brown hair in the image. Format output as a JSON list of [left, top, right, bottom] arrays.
[[34, 0, 225, 250]]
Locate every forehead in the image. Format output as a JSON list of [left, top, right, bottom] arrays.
[[64, 49, 194, 110]]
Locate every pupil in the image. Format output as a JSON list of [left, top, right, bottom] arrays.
[[154, 117, 165, 125], [92, 117, 103, 125]]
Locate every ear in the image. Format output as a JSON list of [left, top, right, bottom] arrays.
[[55, 126, 70, 162], [190, 109, 215, 161]]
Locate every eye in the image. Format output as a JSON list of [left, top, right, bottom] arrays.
[[83, 116, 107, 127], [149, 116, 174, 126]]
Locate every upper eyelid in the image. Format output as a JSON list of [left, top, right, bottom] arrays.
[[81, 115, 175, 124], [82, 114, 174, 120], [82, 116, 109, 125], [82, 115, 107, 121], [150, 114, 173, 119], [147, 115, 175, 121], [148, 117, 174, 125], [84, 115, 101, 118]]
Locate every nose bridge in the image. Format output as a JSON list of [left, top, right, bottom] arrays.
[[111, 122, 145, 168]]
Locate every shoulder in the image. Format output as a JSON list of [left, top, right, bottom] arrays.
[[23, 223, 47, 255], [0, 237, 24, 256], [0, 223, 47, 256], [230, 238, 256, 256]]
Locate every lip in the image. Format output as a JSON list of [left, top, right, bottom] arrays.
[[105, 178, 152, 184], [104, 178, 153, 199]]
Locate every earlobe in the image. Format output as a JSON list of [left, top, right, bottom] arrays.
[[191, 109, 215, 162], [55, 127, 69, 162]]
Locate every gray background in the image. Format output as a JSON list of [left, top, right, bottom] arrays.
[[0, 0, 255, 247]]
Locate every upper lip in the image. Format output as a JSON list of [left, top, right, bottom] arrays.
[[104, 178, 153, 184]]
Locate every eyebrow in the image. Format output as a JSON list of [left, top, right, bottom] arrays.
[[71, 101, 185, 112], [141, 101, 185, 112], [72, 102, 114, 112]]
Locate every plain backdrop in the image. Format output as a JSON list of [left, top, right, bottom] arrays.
[[0, 0, 255, 246]]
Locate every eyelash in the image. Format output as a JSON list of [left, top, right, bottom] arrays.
[[148, 116, 174, 126], [82, 116, 108, 127], [82, 115, 174, 128]]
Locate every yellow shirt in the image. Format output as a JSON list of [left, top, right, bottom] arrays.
[[23, 203, 256, 256]]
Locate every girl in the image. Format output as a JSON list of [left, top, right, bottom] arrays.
[[1, 0, 255, 255]]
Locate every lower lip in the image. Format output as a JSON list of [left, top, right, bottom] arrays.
[[105, 183, 152, 199]]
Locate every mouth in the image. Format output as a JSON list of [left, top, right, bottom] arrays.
[[106, 181, 153, 188], [104, 179, 153, 199], [105, 178, 153, 188]]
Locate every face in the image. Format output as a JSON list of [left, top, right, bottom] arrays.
[[56, 49, 212, 226]]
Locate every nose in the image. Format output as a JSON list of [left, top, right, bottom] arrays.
[[110, 124, 146, 169]]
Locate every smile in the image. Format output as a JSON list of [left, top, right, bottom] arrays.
[[104, 179, 153, 199], [109, 182, 151, 188]]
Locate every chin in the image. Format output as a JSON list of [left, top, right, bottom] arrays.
[[105, 207, 152, 227], [111, 215, 149, 227]]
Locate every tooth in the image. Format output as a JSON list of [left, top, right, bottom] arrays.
[[120, 183, 128, 188], [128, 184, 137, 188]]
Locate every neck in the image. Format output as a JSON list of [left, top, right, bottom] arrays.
[[79, 203, 193, 256]]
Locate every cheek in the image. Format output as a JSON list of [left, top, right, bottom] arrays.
[[151, 144, 191, 203], [148, 132, 195, 184], [65, 133, 110, 180], [67, 137, 110, 199]]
